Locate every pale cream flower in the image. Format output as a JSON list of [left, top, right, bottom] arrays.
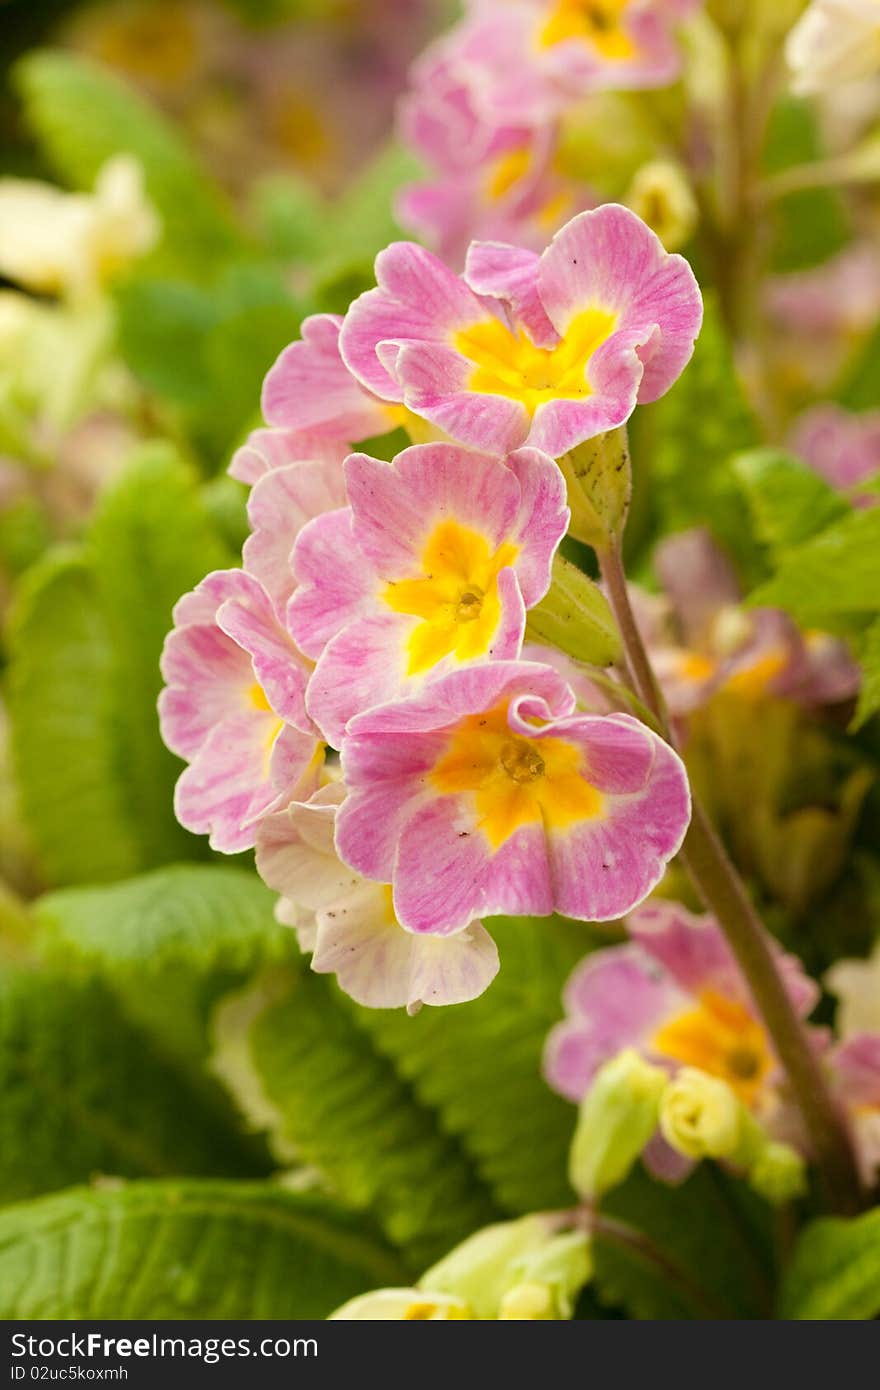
[[0, 156, 159, 299], [786, 0, 880, 96]]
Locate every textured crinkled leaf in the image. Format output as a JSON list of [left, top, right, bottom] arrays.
[[36, 866, 291, 1074], [353, 915, 595, 1215], [0, 1181, 405, 1319], [779, 1210, 880, 1319], [0, 968, 265, 1204], [733, 449, 848, 556], [212, 967, 499, 1269], [7, 552, 142, 885], [14, 50, 244, 278]]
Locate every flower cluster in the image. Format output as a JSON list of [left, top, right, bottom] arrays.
[[545, 897, 880, 1190], [396, 1, 702, 264], [160, 204, 703, 1010]]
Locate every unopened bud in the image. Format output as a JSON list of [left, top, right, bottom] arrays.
[[748, 1141, 807, 1206], [626, 160, 698, 251], [498, 1282, 555, 1320], [659, 1068, 743, 1160], [569, 1048, 667, 1201], [329, 1288, 472, 1320]]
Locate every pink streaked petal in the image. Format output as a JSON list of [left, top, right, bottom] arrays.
[[261, 313, 392, 440], [335, 776, 432, 884], [216, 578, 311, 730], [539, 205, 702, 404], [173, 712, 284, 853], [287, 509, 375, 659], [170, 569, 245, 628], [243, 460, 347, 613], [306, 612, 415, 748], [229, 427, 349, 484], [545, 738, 691, 921], [345, 444, 522, 577], [158, 622, 251, 759], [464, 240, 558, 348], [831, 1034, 880, 1107], [346, 658, 575, 737], [504, 446, 569, 604], [393, 341, 532, 454], [393, 799, 554, 934], [339, 241, 491, 400], [256, 788, 356, 914], [642, 1132, 695, 1184], [526, 391, 636, 457]]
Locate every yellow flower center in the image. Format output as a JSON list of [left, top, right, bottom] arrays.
[[487, 147, 535, 202], [651, 990, 774, 1106], [454, 308, 617, 418], [539, 0, 636, 59], [722, 646, 789, 699], [430, 704, 604, 850], [383, 519, 520, 676]]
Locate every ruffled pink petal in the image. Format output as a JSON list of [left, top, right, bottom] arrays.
[[229, 427, 348, 484], [539, 204, 702, 406], [216, 575, 311, 731], [345, 443, 522, 576], [262, 313, 393, 440], [464, 240, 558, 347], [174, 712, 287, 853], [158, 622, 252, 760], [243, 460, 347, 614], [340, 241, 492, 401], [287, 508, 377, 659]]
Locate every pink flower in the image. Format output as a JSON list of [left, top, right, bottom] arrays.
[[257, 781, 499, 1011], [640, 528, 860, 716], [544, 899, 819, 1121], [243, 459, 347, 614], [158, 569, 321, 852], [441, 2, 702, 125], [336, 659, 691, 934], [339, 204, 702, 458], [790, 404, 880, 509], [397, 41, 592, 267], [288, 442, 569, 746]]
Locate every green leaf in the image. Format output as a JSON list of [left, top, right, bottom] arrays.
[[6, 448, 232, 886], [353, 915, 595, 1215], [853, 618, 880, 730], [748, 508, 880, 625], [213, 966, 499, 1269], [780, 1209, 880, 1319], [14, 50, 245, 278], [6, 551, 143, 885], [764, 98, 850, 272], [733, 448, 849, 557], [836, 322, 880, 413], [0, 1180, 405, 1319], [36, 865, 291, 1074], [115, 267, 300, 462], [0, 967, 265, 1204], [596, 1168, 774, 1320], [640, 295, 763, 583]]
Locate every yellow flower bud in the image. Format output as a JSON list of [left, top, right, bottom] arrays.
[[329, 1289, 472, 1320], [421, 1216, 590, 1320], [625, 160, 698, 252], [659, 1067, 743, 1160], [497, 1282, 554, 1320], [568, 1048, 668, 1201], [748, 1142, 808, 1206]]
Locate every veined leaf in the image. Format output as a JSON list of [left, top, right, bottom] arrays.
[[0, 1180, 405, 1319], [212, 966, 500, 1269], [0, 967, 266, 1204], [748, 508, 880, 625], [733, 448, 848, 557], [36, 865, 292, 1074]]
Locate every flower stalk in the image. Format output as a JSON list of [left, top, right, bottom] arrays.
[[597, 534, 864, 1215]]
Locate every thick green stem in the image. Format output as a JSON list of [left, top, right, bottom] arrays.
[[598, 540, 863, 1216]]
